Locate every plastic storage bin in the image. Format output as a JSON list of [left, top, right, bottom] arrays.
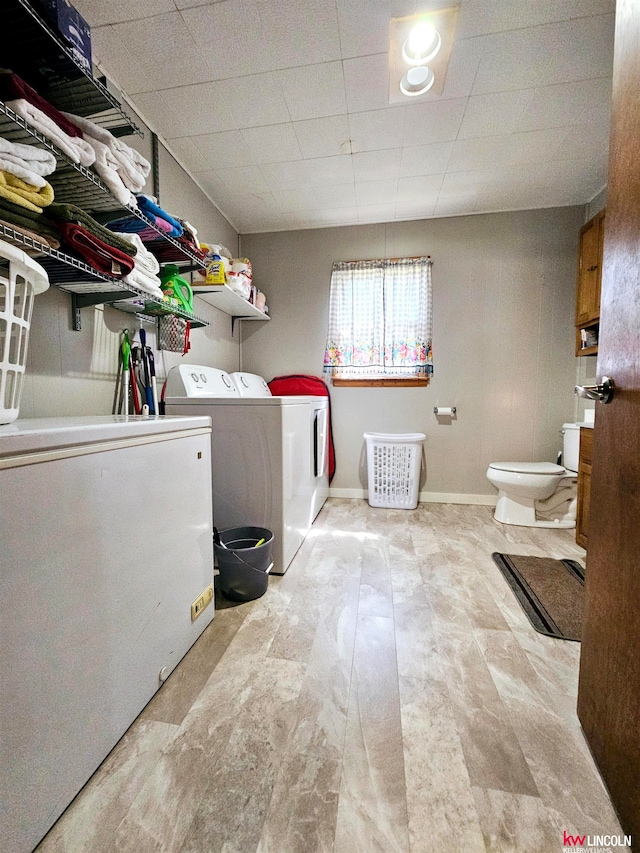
[[214, 526, 274, 601], [0, 240, 49, 424], [364, 432, 426, 509]]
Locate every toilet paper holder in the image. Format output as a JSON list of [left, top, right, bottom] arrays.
[[433, 406, 456, 416]]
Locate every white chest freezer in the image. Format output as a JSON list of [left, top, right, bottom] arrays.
[[0, 415, 215, 853]]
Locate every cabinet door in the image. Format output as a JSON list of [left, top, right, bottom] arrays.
[[576, 427, 593, 548], [576, 461, 591, 548], [576, 214, 604, 326]]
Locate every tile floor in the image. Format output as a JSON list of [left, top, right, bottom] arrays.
[[36, 500, 628, 853]]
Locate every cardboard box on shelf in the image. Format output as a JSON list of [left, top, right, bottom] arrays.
[[40, 0, 92, 74]]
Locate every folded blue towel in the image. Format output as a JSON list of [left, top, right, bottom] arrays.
[[136, 195, 183, 237], [105, 215, 147, 234]]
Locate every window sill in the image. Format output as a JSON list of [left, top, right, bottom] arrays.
[[331, 377, 430, 387]]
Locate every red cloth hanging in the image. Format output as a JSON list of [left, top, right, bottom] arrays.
[[267, 374, 336, 483]]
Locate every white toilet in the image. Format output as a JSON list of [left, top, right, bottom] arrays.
[[486, 423, 582, 528]]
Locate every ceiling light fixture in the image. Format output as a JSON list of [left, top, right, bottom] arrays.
[[400, 66, 435, 97], [389, 9, 458, 104], [402, 21, 441, 66]]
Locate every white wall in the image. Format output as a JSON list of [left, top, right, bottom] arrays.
[[19, 115, 240, 419], [241, 206, 584, 498]]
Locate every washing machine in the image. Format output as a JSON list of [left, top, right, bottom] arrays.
[[164, 365, 328, 574]]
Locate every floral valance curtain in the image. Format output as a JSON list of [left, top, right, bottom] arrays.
[[323, 256, 433, 377]]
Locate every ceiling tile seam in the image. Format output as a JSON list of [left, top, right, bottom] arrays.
[[457, 11, 615, 42]]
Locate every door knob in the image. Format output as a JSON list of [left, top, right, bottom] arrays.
[[574, 376, 614, 403]]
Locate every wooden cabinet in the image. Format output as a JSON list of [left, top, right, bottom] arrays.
[[575, 209, 605, 356], [576, 426, 593, 548]]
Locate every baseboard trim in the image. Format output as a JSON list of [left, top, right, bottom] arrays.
[[328, 487, 497, 507]]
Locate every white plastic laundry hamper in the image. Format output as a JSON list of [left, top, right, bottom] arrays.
[[364, 432, 426, 509], [0, 240, 49, 424]]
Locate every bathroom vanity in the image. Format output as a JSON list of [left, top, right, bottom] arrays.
[[576, 426, 594, 548]]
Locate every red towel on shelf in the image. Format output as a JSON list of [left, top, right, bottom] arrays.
[[0, 71, 84, 139], [58, 222, 135, 277]]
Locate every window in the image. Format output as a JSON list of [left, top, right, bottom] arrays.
[[323, 256, 433, 386]]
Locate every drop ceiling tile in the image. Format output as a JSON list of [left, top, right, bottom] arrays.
[[395, 199, 437, 219], [165, 136, 206, 167], [355, 179, 398, 206], [155, 83, 237, 136], [544, 15, 615, 85], [458, 90, 534, 139], [313, 184, 358, 208], [258, 0, 341, 67], [438, 38, 484, 100], [241, 124, 303, 164], [495, 160, 543, 182], [434, 192, 479, 216], [106, 13, 214, 92], [343, 54, 390, 114], [397, 174, 444, 202], [456, 0, 614, 39], [259, 161, 312, 191], [399, 142, 454, 178], [336, 0, 391, 58], [471, 26, 559, 95], [447, 136, 512, 172], [216, 73, 291, 128], [89, 26, 158, 94], [352, 149, 402, 183], [293, 115, 350, 159], [577, 84, 612, 128], [305, 155, 355, 186], [220, 192, 281, 222], [537, 158, 608, 188], [358, 203, 398, 223], [475, 184, 545, 213], [130, 92, 178, 134], [502, 128, 567, 165], [315, 207, 360, 226], [216, 166, 271, 194], [278, 62, 348, 121], [181, 0, 276, 79], [349, 109, 405, 152], [73, 0, 175, 26], [440, 170, 495, 192], [516, 78, 612, 133], [272, 187, 319, 212], [403, 99, 467, 146], [555, 124, 610, 161], [190, 130, 255, 170], [192, 170, 228, 200]]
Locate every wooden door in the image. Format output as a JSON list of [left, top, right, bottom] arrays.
[[577, 0, 640, 840]]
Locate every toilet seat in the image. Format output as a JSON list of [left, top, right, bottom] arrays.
[[489, 461, 566, 475]]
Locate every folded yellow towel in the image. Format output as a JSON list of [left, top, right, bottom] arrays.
[[0, 170, 54, 213]]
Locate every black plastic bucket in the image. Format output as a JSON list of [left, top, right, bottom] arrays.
[[214, 526, 274, 601]]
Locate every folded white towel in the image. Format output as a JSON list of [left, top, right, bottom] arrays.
[[115, 232, 159, 276], [122, 264, 163, 299], [85, 135, 136, 206], [6, 99, 96, 167], [0, 137, 56, 188], [63, 112, 151, 193]]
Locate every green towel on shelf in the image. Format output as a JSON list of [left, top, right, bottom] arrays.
[[46, 203, 138, 257], [0, 195, 61, 240]]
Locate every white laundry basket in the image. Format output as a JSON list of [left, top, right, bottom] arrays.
[[364, 432, 426, 509], [0, 240, 49, 424]]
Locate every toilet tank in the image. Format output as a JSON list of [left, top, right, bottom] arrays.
[[562, 423, 581, 473]]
